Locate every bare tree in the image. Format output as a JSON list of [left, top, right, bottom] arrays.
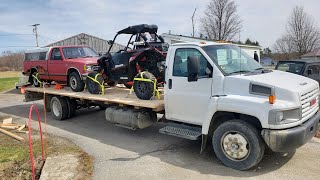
[[200, 0, 242, 41], [274, 6, 320, 56]]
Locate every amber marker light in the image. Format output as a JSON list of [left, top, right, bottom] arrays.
[[269, 95, 276, 104]]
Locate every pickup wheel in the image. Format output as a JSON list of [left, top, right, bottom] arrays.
[[31, 72, 41, 87], [69, 72, 84, 92], [212, 120, 265, 170], [134, 72, 156, 100], [50, 96, 69, 120]]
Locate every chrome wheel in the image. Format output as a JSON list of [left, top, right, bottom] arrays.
[[221, 131, 250, 161], [70, 76, 78, 89], [52, 100, 61, 117], [33, 74, 39, 86]]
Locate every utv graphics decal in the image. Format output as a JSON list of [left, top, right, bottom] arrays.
[[120, 77, 129, 79], [114, 64, 125, 68]]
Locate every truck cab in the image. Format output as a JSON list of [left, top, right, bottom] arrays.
[[164, 42, 320, 170]]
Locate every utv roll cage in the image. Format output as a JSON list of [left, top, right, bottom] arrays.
[[107, 24, 166, 53]]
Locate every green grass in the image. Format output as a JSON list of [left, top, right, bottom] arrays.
[[0, 77, 19, 92]]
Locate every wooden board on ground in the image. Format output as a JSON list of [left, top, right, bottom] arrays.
[[0, 127, 24, 141], [2, 118, 12, 124], [24, 86, 165, 112]]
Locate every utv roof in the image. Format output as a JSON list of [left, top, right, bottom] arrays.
[[117, 24, 158, 35]]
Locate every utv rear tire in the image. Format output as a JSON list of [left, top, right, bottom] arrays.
[[212, 120, 265, 170], [50, 96, 69, 120], [133, 72, 156, 100], [69, 72, 84, 92], [87, 72, 104, 94]]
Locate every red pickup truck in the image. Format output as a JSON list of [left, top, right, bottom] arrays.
[[23, 46, 99, 91]]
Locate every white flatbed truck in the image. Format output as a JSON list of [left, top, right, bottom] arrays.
[[24, 42, 320, 170]]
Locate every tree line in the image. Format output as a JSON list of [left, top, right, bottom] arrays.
[[0, 51, 24, 71], [199, 0, 320, 60]]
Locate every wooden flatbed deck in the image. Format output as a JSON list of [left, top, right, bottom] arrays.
[[24, 86, 165, 112]]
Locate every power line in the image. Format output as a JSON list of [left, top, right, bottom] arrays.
[[0, 34, 33, 36]]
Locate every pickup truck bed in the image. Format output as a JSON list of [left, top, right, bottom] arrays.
[[24, 86, 165, 112]]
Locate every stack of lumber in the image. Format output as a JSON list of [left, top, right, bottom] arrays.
[[0, 118, 26, 141]]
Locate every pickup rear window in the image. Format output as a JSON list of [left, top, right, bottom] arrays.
[[25, 52, 47, 61]]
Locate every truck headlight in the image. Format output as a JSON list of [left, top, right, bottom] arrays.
[[84, 65, 93, 71], [275, 111, 284, 124], [269, 108, 301, 125]]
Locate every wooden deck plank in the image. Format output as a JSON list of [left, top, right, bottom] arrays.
[[24, 86, 165, 112]]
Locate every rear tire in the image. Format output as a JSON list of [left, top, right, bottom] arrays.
[[87, 72, 104, 94], [212, 120, 265, 170], [64, 97, 76, 118], [69, 72, 84, 92], [31, 72, 41, 87], [50, 96, 69, 120], [133, 72, 156, 100]]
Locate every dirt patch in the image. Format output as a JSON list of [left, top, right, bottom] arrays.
[[0, 131, 93, 180]]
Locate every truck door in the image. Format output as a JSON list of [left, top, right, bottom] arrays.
[[48, 48, 67, 82], [165, 47, 213, 125]]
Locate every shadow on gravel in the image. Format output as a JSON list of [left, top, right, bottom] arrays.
[[0, 103, 295, 178]]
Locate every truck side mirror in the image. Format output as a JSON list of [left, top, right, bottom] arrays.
[[308, 69, 313, 76], [187, 56, 199, 82]]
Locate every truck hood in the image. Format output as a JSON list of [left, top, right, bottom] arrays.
[[66, 57, 98, 65], [224, 70, 319, 102]]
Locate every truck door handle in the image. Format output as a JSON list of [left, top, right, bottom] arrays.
[[169, 79, 172, 89]]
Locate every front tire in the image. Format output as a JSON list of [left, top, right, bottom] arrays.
[[69, 72, 84, 92], [133, 72, 156, 100], [212, 120, 265, 170]]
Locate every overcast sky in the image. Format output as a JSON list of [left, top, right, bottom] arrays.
[[0, 0, 319, 53]]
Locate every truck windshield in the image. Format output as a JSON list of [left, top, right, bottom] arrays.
[[275, 62, 304, 75], [202, 45, 262, 75], [62, 47, 99, 59]]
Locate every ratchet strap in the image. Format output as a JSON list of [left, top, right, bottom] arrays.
[[32, 73, 43, 87], [86, 73, 105, 95], [129, 72, 160, 100]]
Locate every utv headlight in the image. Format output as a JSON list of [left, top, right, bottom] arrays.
[[269, 108, 301, 125]]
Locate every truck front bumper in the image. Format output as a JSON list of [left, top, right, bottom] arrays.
[[261, 112, 320, 152]]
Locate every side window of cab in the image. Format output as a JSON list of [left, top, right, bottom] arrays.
[[173, 48, 212, 77], [50, 48, 62, 60]]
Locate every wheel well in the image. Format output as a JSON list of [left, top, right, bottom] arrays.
[[28, 68, 38, 82], [67, 68, 80, 85], [208, 111, 262, 137]]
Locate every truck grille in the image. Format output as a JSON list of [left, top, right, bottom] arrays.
[[301, 87, 319, 121]]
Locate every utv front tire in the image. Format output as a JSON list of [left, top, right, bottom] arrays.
[[87, 72, 104, 94], [69, 72, 84, 92], [133, 72, 156, 100], [212, 120, 265, 170]]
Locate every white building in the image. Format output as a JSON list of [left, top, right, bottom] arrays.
[[161, 33, 261, 62]]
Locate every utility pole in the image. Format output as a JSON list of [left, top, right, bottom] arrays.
[[31, 24, 40, 47], [191, 8, 197, 37]]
